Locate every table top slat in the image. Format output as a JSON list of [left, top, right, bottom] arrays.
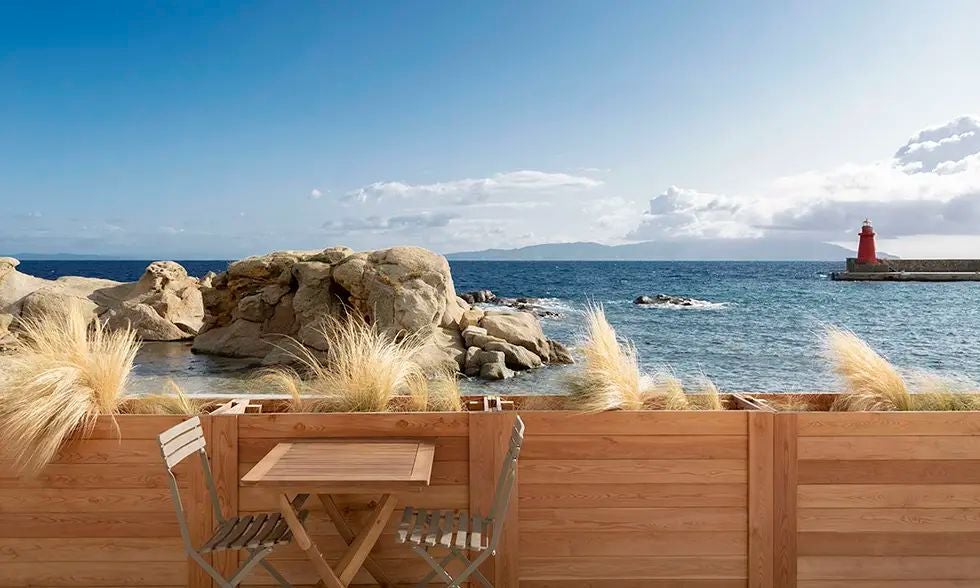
[[241, 439, 436, 493]]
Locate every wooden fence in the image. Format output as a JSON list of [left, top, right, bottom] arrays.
[[3, 407, 980, 587]]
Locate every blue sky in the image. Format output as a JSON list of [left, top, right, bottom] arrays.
[[3, 1, 980, 258]]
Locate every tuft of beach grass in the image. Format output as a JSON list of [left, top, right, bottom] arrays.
[[0, 300, 139, 474], [255, 315, 435, 412], [824, 326, 979, 411], [566, 304, 720, 411], [127, 380, 204, 415]]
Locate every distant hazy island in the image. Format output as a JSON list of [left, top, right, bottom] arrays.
[[446, 238, 873, 261]]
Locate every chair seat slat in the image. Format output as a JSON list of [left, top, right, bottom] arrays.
[[397, 507, 415, 543], [469, 515, 483, 550], [232, 513, 268, 549], [200, 518, 238, 552], [247, 513, 282, 549], [410, 509, 429, 544], [455, 511, 468, 550]]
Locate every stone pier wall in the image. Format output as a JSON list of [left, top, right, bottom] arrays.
[[845, 258, 980, 273]]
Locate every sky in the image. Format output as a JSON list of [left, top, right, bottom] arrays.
[[3, 1, 980, 259]]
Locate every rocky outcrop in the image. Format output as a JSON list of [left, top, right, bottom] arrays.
[[458, 289, 563, 318], [0, 258, 204, 343], [192, 246, 572, 380]]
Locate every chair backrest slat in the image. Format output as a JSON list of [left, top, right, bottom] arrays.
[[160, 422, 206, 469], [165, 436, 206, 468], [159, 416, 201, 444]]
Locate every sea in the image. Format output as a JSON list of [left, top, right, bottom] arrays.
[[15, 260, 980, 395]]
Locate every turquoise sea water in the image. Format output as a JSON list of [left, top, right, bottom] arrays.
[[16, 260, 980, 394]]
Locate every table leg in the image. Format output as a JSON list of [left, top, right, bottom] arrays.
[[320, 493, 398, 587], [318, 494, 394, 587], [278, 493, 344, 588]]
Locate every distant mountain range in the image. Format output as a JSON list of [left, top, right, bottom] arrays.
[[446, 239, 884, 261]]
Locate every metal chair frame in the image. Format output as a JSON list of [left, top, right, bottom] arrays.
[[158, 416, 293, 588], [401, 415, 524, 587]]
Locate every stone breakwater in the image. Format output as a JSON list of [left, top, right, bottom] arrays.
[[833, 258, 980, 281]]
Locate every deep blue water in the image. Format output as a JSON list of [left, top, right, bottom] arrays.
[[15, 260, 980, 393]]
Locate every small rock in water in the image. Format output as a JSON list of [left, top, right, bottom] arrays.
[[634, 294, 696, 306]]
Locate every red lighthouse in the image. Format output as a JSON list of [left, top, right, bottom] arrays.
[[856, 219, 879, 264]]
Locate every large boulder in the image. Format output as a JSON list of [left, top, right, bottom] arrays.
[[190, 245, 571, 381], [481, 311, 550, 358], [0, 258, 205, 342]]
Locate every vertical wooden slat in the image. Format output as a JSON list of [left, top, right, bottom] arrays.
[[211, 413, 239, 581], [469, 411, 519, 587], [188, 414, 214, 588], [748, 411, 775, 588], [773, 413, 798, 588]]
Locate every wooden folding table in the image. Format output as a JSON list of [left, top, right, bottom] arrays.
[[241, 439, 435, 588]]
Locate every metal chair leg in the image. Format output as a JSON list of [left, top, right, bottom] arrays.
[[447, 548, 494, 588], [415, 550, 456, 586], [412, 545, 455, 586], [228, 548, 273, 586], [451, 550, 492, 587], [258, 556, 294, 588]]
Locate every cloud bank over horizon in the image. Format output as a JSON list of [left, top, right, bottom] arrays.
[[631, 115, 980, 250], [5, 115, 980, 259]]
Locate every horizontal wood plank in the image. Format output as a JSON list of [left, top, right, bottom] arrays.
[[238, 436, 468, 463], [519, 482, 747, 508], [799, 508, 980, 532], [799, 484, 980, 508], [239, 485, 468, 512], [797, 413, 980, 437], [520, 582, 746, 588], [0, 562, 186, 586], [0, 463, 188, 489], [0, 538, 184, 562], [521, 507, 747, 532], [798, 460, 980, 484], [520, 581, 746, 588], [238, 459, 468, 486], [521, 435, 747, 460], [798, 555, 980, 580], [520, 459, 747, 484], [0, 489, 173, 512], [799, 532, 980, 556], [517, 411, 747, 436], [519, 556, 747, 579], [799, 436, 980, 460], [237, 413, 469, 438], [517, 531, 747, 557], [0, 512, 179, 538]]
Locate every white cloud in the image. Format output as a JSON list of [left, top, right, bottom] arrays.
[[629, 114, 980, 243], [310, 188, 324, 199], [345, 170, 602, 204]]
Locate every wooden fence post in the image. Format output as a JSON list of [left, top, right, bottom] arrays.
[[773, 413, 798, 588], [469, 411, 520, 586], [210, 413, 240, 581], [748, 411, 775, 588]]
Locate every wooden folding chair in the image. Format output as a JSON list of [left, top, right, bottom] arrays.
[[396, 415, 524, 587], [158, 416, 303, 587]]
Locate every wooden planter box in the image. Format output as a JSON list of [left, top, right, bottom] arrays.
[[2, 400, 979, 587]]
